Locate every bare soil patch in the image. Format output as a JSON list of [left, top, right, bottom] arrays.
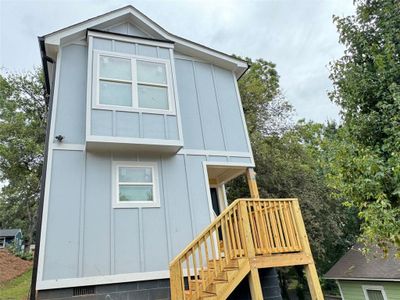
[[0, 249, 32, 283]]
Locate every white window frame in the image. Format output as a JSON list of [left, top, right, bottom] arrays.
[[362, 285, 388, 300], [112, 161, 160, 208], [0, 237, 5, 248], [92, 50, 175, 115]]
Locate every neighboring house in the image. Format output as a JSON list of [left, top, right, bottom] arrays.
[[0, 228, 23, 252], [32, 5, 322, 300], [325, 244, 400, 300]]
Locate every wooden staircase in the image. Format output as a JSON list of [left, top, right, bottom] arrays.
[[169, 198, 324, 300]]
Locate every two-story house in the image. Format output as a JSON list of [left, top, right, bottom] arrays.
[[32, 6, 323, 300]]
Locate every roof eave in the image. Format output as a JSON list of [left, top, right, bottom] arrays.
[[42, 5, 248, 77]]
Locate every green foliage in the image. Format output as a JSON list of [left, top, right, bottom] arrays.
[[329, 0, 400, 252], [7, 243, 34, 261], [228, 58, 358, 275], [0, 69, 47, 245]]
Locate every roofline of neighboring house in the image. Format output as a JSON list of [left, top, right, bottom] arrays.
[[325, 277, 400, 282], [30, 36, 55, 300]]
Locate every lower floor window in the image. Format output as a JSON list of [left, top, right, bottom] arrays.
[[0, 237, 5, 248], [113, 161, 160, 208], [362, 285, 387, 300]]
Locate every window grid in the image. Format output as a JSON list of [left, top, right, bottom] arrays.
[[112, 162, 160, 208], [93, 51, 174, 114]]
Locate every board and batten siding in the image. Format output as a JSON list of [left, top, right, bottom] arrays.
[[175, 58, 250, 154], [39, 24, 253, 288], [338, 280, 400, 300], [88, 36, 181, 143], [42, 149, 225, 281]]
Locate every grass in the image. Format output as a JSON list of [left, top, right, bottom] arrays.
[[0, 268, 32, 300]]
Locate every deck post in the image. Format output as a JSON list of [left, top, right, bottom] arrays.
[[292, 199, 324, 300], [249, 268, 264, 300], [170, 262, 184, 300], [246, 168, 260, 198], [244, 168, 263, 299]]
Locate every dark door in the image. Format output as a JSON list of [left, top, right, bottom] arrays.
[[210, 187, 221, 216]]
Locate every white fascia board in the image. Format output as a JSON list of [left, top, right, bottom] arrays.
[[43, 5, 248, 77], [325, 277, 400, 282]]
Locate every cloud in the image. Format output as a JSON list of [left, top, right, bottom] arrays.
[[0, 0, 355, 122]]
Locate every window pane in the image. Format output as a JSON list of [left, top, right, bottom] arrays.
[[138, 85, 168, 110], [119, 167, 152, 183], [100, 56, 131, 80], [367, 290, 384, 300], [137, 61, 167, 84], [119, 185, 153, 202], [99, 81, 132, 106]]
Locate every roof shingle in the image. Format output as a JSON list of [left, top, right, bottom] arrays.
[[325, 243, 400, 280]]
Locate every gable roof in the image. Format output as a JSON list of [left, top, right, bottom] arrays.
[[324, 243, 400, 281], [0, 229, 21, 238], [41, 5, 248, 78]]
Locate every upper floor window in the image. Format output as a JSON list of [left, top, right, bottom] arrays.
[[93, 50, 174, 113]]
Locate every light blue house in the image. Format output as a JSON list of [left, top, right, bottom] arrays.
[[32, 5, 257, 299]]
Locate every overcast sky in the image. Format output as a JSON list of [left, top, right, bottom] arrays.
[[0, 0, 355, 122]]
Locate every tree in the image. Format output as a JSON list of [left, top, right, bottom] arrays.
[[227, 58, 357, 274], [0, 69, 46, 245], [329, 0, 400, 252]]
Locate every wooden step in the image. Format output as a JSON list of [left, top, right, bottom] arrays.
[[207, 258, 239, 269]]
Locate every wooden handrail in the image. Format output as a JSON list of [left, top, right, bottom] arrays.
[[169, 198, 304, 300]]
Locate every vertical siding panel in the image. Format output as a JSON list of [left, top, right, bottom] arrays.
[[78, 151, 87, 277], [115, 112, 140, 138], [92, 110, 113, 136], [160, 156, 173, 260], [175, 59, 205, 149], [83, 152, 111, 277], [113, 209, 141, 274], [55, 44, 87, 144], [137, 44, 158, 57], [214, 66, 249, 152], [43, 150, 83, 280], [193, 62, 225, 150], [163, 155, 194, 256], [185, 155, 211, 233], [142, 114, 165, 139]]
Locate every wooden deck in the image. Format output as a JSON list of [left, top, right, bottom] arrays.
[[169, 198, 324, 300]]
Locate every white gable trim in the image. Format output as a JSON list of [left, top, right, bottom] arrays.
[[43, 5, 247, 77]]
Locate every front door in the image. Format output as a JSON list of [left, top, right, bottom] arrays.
[[210, 187, 221, 217]]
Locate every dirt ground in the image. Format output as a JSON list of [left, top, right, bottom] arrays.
[[0, 249, 32, 283]]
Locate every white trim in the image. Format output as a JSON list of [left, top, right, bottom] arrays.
[[209, 183, 228, 215], [202, 161, 251, 222], [326, 277, 400, 282], [169, 48, 184, 146], [178, 149, 253, 159], [92, 49, 176, 115], [86, 35, 94, 145], [44, 6, 247, 77], [174, 53, 208, 63], [36, 270, 170, 290], [52, 143, 85, 151], [86, 135, 182, 147], [37, 49, 63, 285], [0, 237, 5, 248], [112, 161, 160, 208], [362, 285, 388, 300], [336, 280, 345, 300], [88, 30, 174, 49]]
